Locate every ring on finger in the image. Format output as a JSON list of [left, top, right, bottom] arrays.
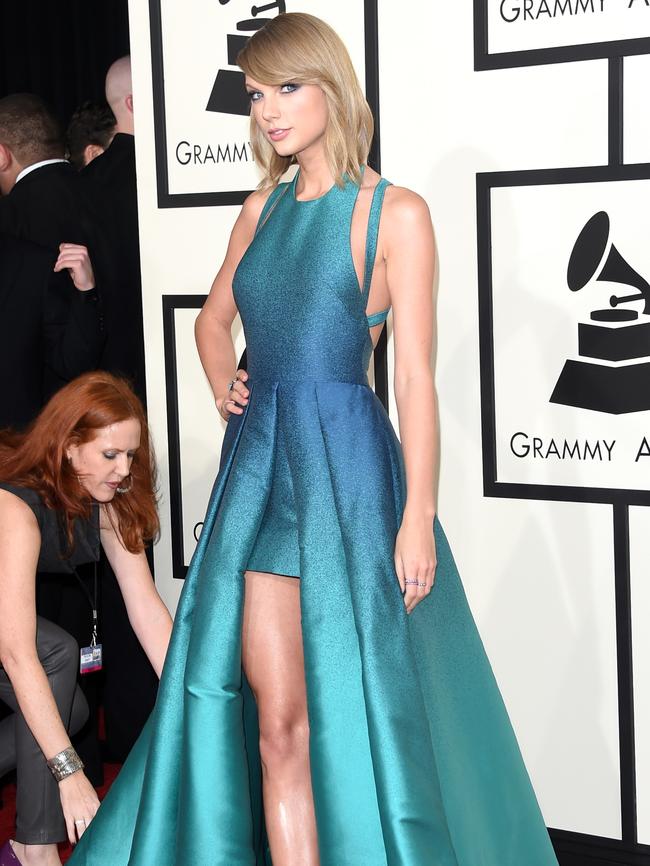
[[227, 377, 237, 391], [75, 819, 86, 825]]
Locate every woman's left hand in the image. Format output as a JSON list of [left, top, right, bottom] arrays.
[[394, 511, 437, 614]]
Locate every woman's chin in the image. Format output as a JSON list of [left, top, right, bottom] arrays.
[[89, 484, 117, 502], [270, 138, 297, 158]]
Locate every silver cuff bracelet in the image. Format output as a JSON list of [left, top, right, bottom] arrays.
[[46, 746, 84, 782]]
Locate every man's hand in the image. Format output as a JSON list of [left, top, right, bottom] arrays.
[[54, 243, 95, 292]]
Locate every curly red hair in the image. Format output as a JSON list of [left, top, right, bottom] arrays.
[[0, 372, 159, 553]]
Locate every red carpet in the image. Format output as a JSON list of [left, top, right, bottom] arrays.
[[0, 762, 121, 863]]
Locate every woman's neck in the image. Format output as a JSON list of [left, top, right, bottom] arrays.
[[294, 148, 334, 200]]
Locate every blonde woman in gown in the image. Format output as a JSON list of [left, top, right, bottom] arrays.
[[70, 13, 559, 866]]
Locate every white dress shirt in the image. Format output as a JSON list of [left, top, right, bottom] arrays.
[[15, 158, 69, 185]]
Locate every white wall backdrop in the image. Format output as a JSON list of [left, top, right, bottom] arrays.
[[625, 53, 650, 166], [128, 0, 649, 852]]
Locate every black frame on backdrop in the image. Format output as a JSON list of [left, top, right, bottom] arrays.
[[473, 0, 650, 70], [477, 163, 650, 509], [149, 0, 381, 208], [163, 295, 206, 582]]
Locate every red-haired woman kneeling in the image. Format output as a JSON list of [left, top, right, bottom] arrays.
[[0, 372, 172, 866]]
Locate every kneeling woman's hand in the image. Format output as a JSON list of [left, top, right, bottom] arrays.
[[58, 770, 100, 844], [394, 510, 437, 615]]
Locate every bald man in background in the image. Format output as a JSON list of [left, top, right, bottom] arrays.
[[80, 56, 146, 402], [80, 56, 159, 762]]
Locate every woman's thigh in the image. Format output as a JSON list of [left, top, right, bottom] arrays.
[[241, 571, 307, 728]]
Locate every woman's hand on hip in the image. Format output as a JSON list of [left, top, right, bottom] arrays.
[[217, 369, 249, 419], [58, 771, 100, 844], [394, 511, 437, 614]]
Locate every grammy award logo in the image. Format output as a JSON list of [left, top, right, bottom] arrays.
[[550, 211, 650, 414], [206, 1, 287, 117]]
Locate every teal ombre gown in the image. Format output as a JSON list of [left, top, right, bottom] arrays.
[[69, 171, 559, 865]]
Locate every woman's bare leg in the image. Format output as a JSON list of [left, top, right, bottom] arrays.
[[241, 570, 319, 866]]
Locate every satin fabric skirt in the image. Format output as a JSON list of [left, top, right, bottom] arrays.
[[69, 379, 558, 866]]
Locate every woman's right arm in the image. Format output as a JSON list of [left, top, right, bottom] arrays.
[[0, 491, 99, 842], [195, 189, 270, 417]]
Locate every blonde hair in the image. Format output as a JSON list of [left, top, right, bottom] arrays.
[[237, 13, 374, 189]]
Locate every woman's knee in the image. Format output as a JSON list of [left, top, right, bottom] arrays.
[[36, 617, 79, 677], [258, 712, 310, 770]]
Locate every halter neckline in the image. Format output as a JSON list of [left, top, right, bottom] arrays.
[[291, 168, 337, 203]]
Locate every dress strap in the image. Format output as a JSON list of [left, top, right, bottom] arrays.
[[361, 178, 391, 304], [366, 307, 390, 328], [255, 182, 290, 236]]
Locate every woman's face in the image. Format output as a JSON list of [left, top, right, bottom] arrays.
[[245, 77, 329, 158], [67, 418, 141, 502]]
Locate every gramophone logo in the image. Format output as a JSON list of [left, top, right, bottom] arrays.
[[550, 211, 650, 415], [206, 1, 288, 117]]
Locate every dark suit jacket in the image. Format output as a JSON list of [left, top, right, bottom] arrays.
[[79, 134, 146, 402], [0, 234, 104, 429], [0, 161, 89, 252]]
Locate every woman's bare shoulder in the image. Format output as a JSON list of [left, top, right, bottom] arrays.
[[383, 184, 431, 223], [362, 167, 431, 221], [0, 490, 42, 585], [216, 187, 276, 267], [0, 489, 40, 536], [380, 185, 433, 261], [239, 185, 279, 225]]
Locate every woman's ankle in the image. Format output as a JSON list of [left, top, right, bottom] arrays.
[[10, 841, 61, 866]]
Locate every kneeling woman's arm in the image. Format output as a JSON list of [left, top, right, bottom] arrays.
[[100, 504, 173, 678], [0, 492, 100, 840]]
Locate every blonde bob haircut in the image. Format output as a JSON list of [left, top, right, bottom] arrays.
[[237, 13, 374, 190]]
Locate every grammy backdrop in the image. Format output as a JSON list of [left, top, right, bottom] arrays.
[[126, 1, 650, 863]]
